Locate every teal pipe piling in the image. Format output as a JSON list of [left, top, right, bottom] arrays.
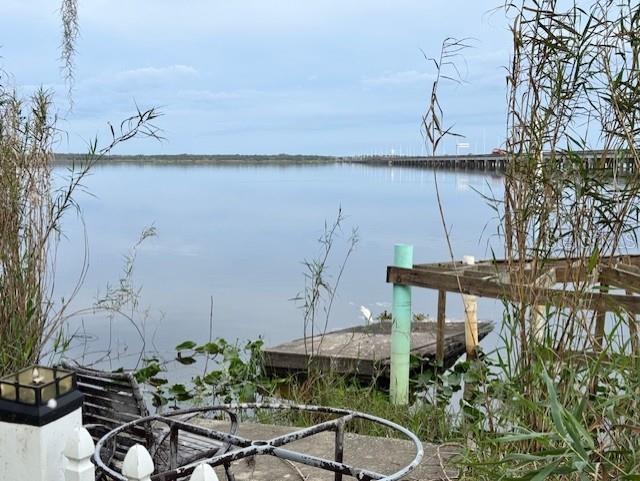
[[391, 244, 413, 405]]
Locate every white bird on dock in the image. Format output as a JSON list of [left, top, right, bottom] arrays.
[[360, 305, 373, 325]]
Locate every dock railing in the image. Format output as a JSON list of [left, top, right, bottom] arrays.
[[387, 251, 640, 403]]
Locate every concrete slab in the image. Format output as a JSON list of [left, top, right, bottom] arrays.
[[196, 419, 459, 481]]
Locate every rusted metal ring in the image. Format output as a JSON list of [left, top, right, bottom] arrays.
[[94, 402, 424, 481]]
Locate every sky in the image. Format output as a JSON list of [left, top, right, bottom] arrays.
[[0, 1, 511, 155]]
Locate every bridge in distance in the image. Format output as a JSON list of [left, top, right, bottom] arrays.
[[344, 150, 637, 173]]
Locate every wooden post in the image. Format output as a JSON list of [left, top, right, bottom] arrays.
[[436, 290, 446, 365], [595, 284, 608, 352], [462, 255, 478, 359], [122, 444, 155, 481], [532, 267, 556, 342], [462, 256, 479, 403], [627, 290, 639, 355], [589, 284, 609, 395], [64, 427, 95, 481], [532, 304, 545, 341], [169, 425, 179, 470], [391, 244, 413, 405], [190, 463, 219, 481]]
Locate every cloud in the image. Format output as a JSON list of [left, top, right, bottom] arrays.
[[0, 0, 509, 154], [71, 64, 200, 101], [176, 89, 257, 102], [362, 70, 435, 87], [115, 64, 198, 82]]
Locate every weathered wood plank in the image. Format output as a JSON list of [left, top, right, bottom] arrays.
[[600, 266, 640, 292], [387, 266, 640, 313], [82, 411, 149, 440], [415, 254, 640, 284], [82, 401, 141, 422], [81, 393, 141, 416], [77, 382, 138, 406], [264, 321, 492, 379], [75, 372, 133, 389]]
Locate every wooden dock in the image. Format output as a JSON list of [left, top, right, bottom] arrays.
[[385, 253, 640, 362], [263, 320, 493, 379]]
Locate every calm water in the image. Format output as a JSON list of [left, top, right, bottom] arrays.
[[53, 163, 504, 367]]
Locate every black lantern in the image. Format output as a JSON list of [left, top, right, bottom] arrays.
[[0, 365, 83, 426]]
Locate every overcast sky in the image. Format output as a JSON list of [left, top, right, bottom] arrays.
[[0, 1, 510, 155]]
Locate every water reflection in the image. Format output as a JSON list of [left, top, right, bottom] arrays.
[[52, 163, 504, 367]]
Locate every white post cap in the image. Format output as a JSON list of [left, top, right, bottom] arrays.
[[190, 463, 219, 481], [122, 444, 154, 481], [63, 427, 95, 460]]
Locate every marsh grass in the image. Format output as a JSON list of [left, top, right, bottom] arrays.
[[0, 80, 161, 376], [452, 1, 640, 479], [0, 88, 67, 374], [256, 371, 454, 441]]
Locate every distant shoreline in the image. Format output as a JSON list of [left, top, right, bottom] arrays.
[[53, 153, 343, 165], [51, 153, 512, 173]]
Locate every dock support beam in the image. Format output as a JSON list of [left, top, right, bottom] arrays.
[[462, 255, 479, 402], [462, 255, 479, 359], [391, 244, 413, 405], [436, 290, 446, 365]]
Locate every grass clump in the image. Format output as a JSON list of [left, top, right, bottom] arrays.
[[269, 372, 453, 442], [0, 87, 74, 375], [454, 0, 640, 478], [0, 78, 160, 375]]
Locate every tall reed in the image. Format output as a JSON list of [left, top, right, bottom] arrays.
[[0, 81, 161, 376], [0, 88, 62, 374], [463, 1, 640, 478]]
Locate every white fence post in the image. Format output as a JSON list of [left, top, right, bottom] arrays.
[[122, 444, 154, 481], [190, 463, 219, 481], [64, 426, 95, 481]]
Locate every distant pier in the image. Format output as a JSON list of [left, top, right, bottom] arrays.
[[346, 149, 639, 173], [351, 153, 507, 171]]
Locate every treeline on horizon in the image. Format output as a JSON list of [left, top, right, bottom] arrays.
[[53, 153, 344, 164]]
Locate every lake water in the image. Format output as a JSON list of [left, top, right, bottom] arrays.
[[53, 162, 505, 368]]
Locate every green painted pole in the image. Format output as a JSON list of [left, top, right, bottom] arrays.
[[391, 243, 413, 405]]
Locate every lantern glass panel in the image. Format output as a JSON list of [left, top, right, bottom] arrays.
[[18, 386, 36, 405], [57, 374, 73, 395], [0, 382, 16, 401], [17, 369, 33, 385], [41, 384, 57, 404]]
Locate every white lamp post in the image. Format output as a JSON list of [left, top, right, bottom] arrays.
[[0, 365, 84, 481]]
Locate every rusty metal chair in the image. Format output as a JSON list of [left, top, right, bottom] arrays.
[[59, 362, 233, 479]]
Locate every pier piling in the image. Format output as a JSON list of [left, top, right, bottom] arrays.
[[391, 244, 413, 405]]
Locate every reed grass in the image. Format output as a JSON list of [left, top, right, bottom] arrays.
[[455, 1, 640, 479], [0, 79, 161, 376], [0, 88, 63, 375]]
